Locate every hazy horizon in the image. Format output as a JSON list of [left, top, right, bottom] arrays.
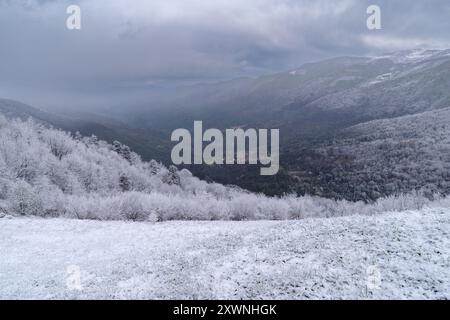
[[1, 0, 450, 111]]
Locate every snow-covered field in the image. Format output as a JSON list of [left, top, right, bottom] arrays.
[[0, 208, 449, 300]]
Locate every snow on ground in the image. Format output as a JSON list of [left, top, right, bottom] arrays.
[[0, 208, 449, 300]]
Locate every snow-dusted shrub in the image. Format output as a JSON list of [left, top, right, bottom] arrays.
[[372, 192, 432, 213], [0, 177, 11, 200], [8, 180, 43, 216], [229, 195, 260, 220], [259, 196, 290, 220], [118, 192, 150, 221], [0, 199, 9, 215], [65, 195, 114, 220], [204, 198, 231, 220], [289, 195, 325, 219]]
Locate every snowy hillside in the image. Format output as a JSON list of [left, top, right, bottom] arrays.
[[2, 114, 446, 221], [1, 207, 448, 299], [303, 107, 450, 201]]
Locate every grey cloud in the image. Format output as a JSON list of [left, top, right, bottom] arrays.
[[0, 0, 449, 109]]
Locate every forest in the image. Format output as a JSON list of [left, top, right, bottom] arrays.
[[1, 114, 447, 222]]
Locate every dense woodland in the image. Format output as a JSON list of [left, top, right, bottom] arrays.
[[287, 108, 450, 201], [1, 115, 445, 221]]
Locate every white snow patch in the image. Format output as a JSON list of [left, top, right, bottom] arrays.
[[288, 69, 306, 76], [367, 73, 394, 86]]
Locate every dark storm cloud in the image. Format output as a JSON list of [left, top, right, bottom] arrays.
[[0, 0, 449, 109]]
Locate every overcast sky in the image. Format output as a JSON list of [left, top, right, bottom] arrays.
[[0, 0, 449, 110]]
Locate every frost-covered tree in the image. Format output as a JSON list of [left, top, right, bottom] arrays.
[[163, 165, 181, 186], [148, 159, 161, 175]]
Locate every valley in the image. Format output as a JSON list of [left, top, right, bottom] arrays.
[[3, 49, 450, 200]]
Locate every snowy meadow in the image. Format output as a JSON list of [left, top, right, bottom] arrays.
[[1, 208, 449, 299]]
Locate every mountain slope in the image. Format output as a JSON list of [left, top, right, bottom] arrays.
[[115, 49, 450, 137], [287, 108, 450, 200], [103, 49, 450, 199]]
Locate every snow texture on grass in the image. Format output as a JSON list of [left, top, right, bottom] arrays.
[[0, 208, 449, 300]]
